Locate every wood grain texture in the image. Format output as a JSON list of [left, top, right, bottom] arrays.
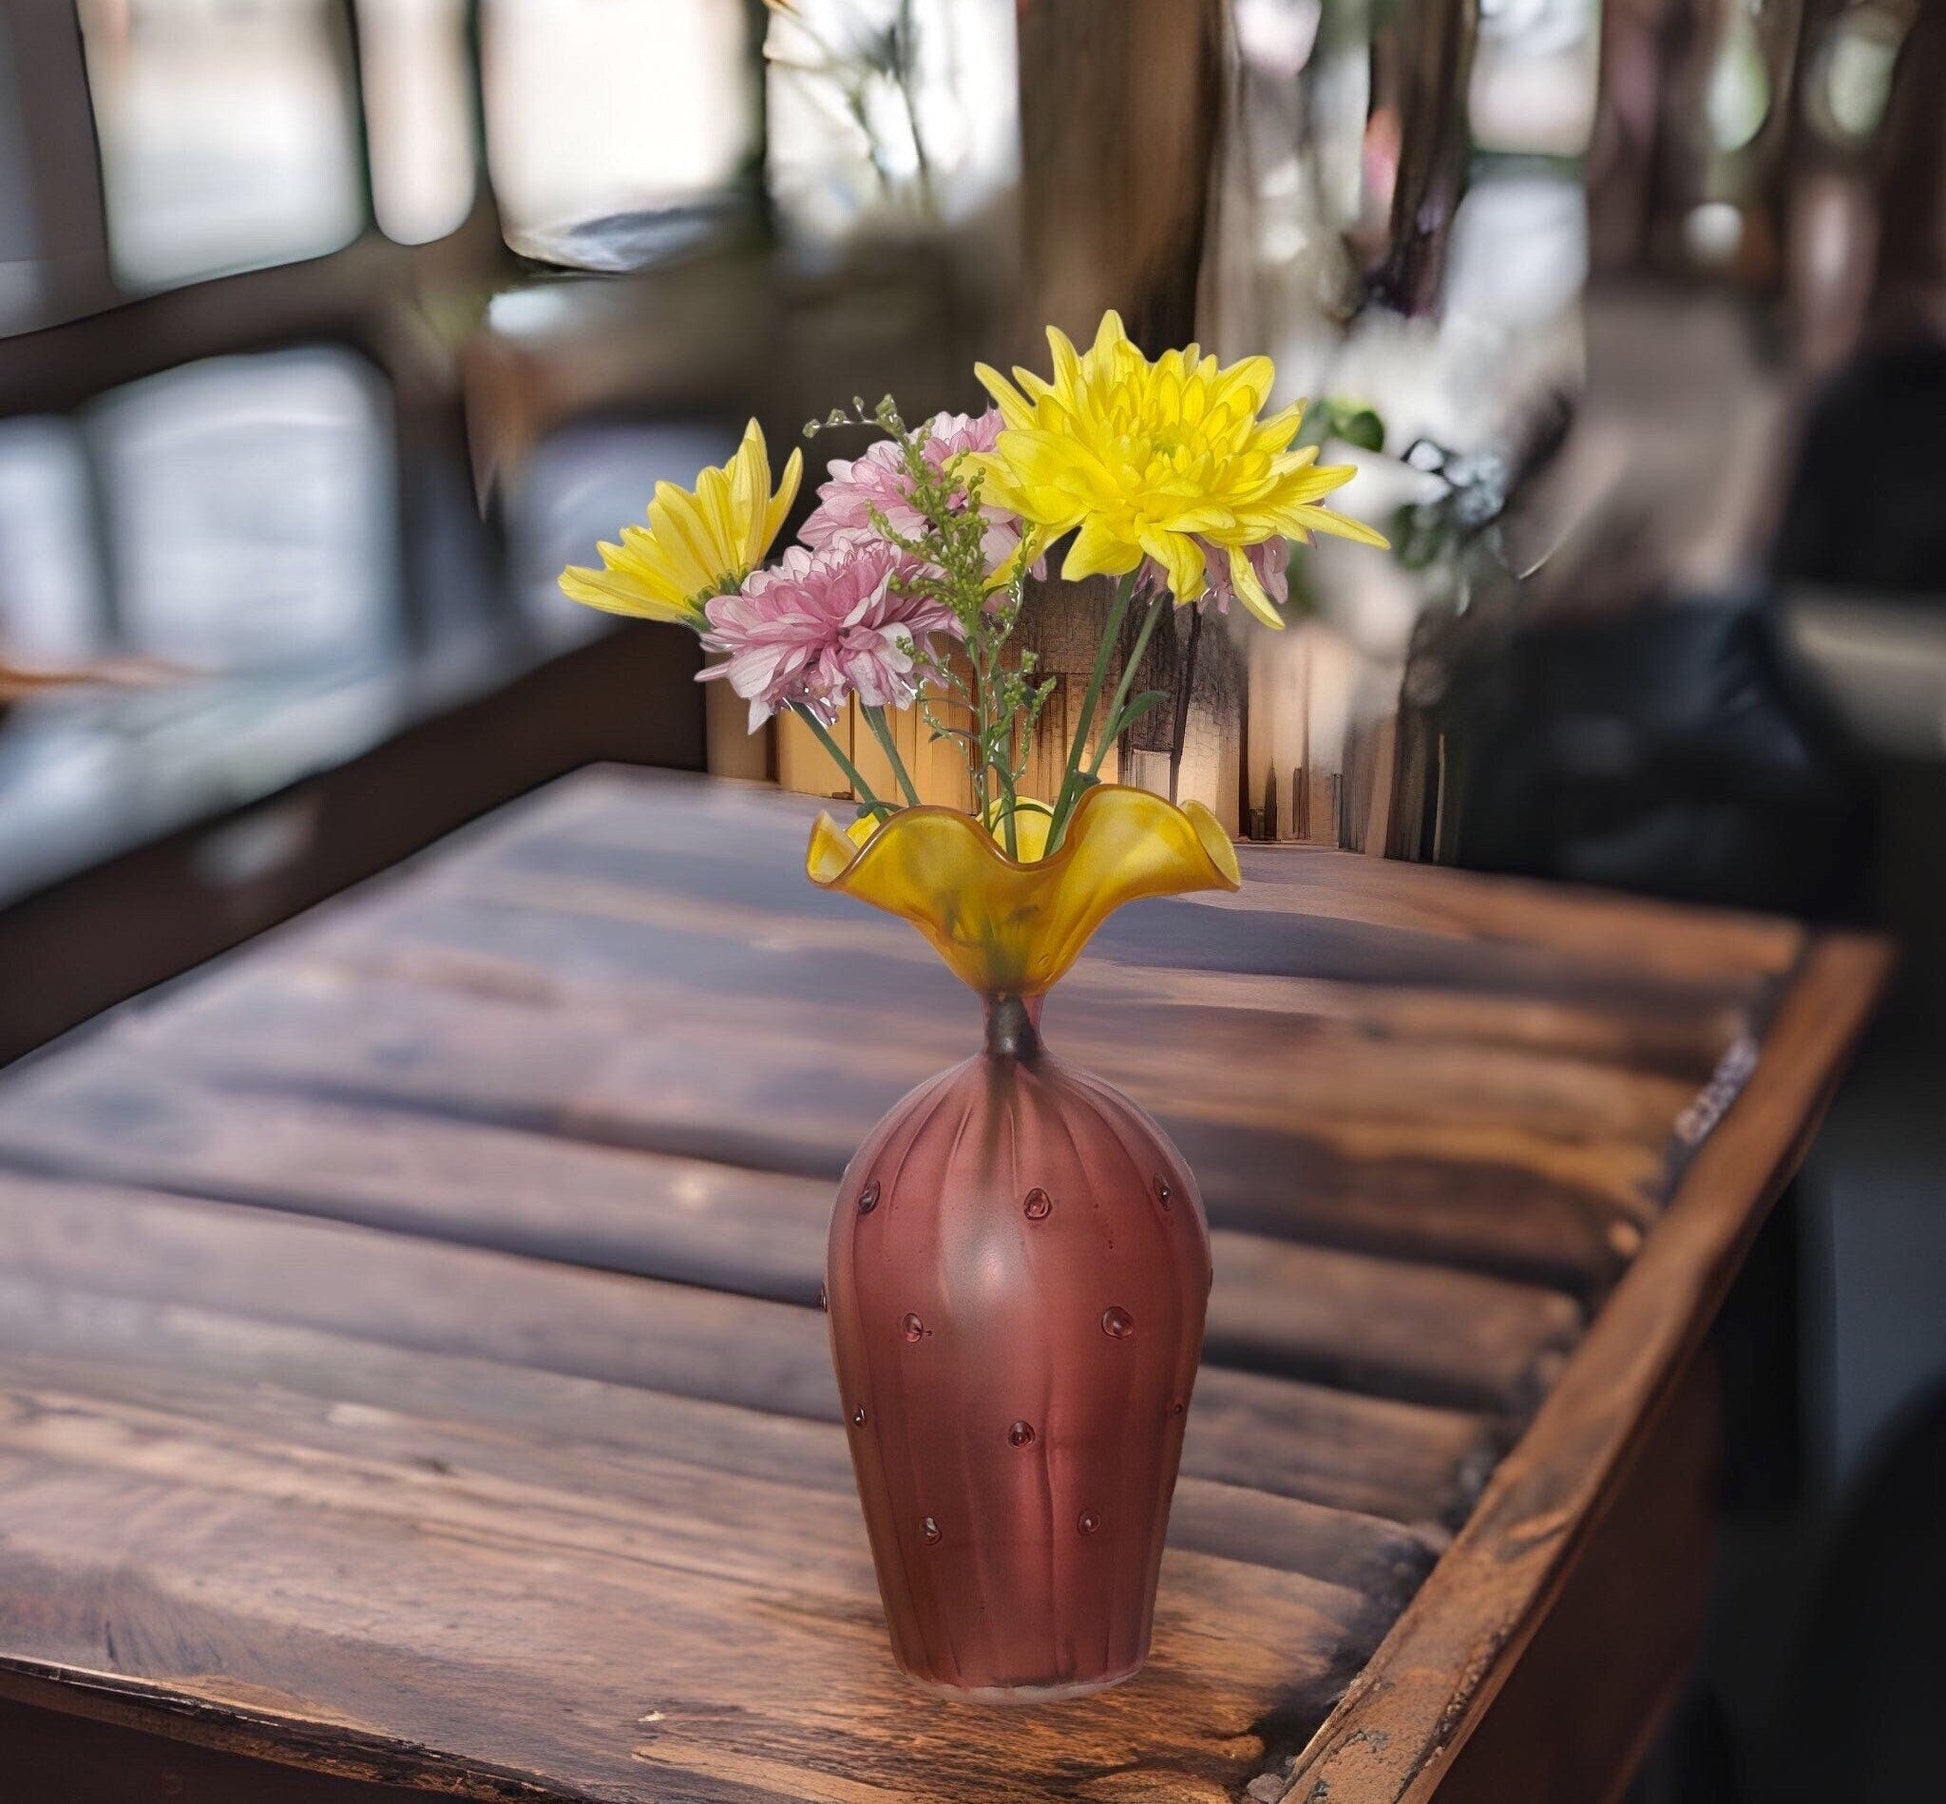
[[0, 1265, 1482, 1551], [0, 768, 1886, 1803], [0, 1067, 1581, 1415], [46, 782, 1743, 1294], [0, 1355, 1397, 1802], [70, 970, 1657, 1290], [0, 1177, 1498, 1526]]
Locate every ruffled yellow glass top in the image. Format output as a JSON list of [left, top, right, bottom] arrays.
[[806, 785, 1242, 997]]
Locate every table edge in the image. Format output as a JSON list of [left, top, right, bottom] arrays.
[[1276, 929, 1896, 1804], [0, 1656, 571, 1801]]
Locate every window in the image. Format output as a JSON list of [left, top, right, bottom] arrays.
[[764, 0, 1020, 252], [76, 0, 366, 289], [354, 0, 478, 245], [481, 0, 756, 270], [511, 416, 740, 647], [0, 416, 106, 664], [86, 346, 398, 672]]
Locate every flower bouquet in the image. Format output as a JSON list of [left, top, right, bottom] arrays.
[[562, 312, 1385, 1700]]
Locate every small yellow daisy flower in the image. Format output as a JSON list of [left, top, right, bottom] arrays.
[[559, 419, 803, 629], [974, 312, 1387, 628]]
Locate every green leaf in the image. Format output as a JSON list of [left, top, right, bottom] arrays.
[[1389, 502, 1442, 571], [1330, 404, 1386, 453], [1106, 689, 1172, 739]]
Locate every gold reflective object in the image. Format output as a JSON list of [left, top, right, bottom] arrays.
[[807, 785, 1242, 996]]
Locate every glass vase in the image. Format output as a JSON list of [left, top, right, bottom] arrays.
[[806, 785, 1241, 1700]]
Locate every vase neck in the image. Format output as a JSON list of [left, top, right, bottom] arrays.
[[983, 993, 1043, 1062]]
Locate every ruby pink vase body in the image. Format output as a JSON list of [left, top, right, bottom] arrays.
[[807, 785, 1241, 1700], [825, 994, 1212, 1699]]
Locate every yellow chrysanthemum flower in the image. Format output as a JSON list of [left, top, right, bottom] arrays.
[[559, 419, 803, 629], [974, 312, 1387, 629]]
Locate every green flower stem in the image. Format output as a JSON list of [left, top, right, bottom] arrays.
[[1087, 585, 1168, 775], [1045, 569, 1138, 851], [968, 637, 992, 823], [994, 743, 1021, 859], [862, 704, 922, 807], [792, 704, 888, 815]]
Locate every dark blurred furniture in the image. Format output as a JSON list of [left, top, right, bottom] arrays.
[[1436, 601, 1872, 920], [0, 768, 1884, 1802], [1763, 1376, 1946, 1804], [1774, 341, 1946, 596]]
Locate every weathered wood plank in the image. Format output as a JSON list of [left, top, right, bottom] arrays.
[[0, 1175, 842, 1418], [87, 968, 1664, 1292], [0, 1333, 1446, 1592], [0, 1094, 1583, 1418], [1205, 843, 1804, 984], [0, 1072, 1582, 1413], [0, 1178, 1503, 1524], [0, 1364, 1398, 1802], [426, 856, 1748, 1077], [429, 769, 1801, 994], [340, 809, 1768, 1082], [0, 1271, 1488, 1534], [1184, 1365, 1496, 1531], [1204, 1232, 1578, 1415], [0, 1159, 1564, 1424], [0, 1060, 842, 1309], [297, 903, 1706, 1158]]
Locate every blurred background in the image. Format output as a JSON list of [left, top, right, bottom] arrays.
[[0, 1, 1939, 1798]]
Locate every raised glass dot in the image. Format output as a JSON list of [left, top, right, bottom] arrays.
[[850, 1404, 867, 1427], [857, 1179, 881, 1214], [901, 1312, 926, 1343], [1101, 1306, 1134, 1340], [817, 1282, 829, 1312], [1152, 1174, 1173, 1210], [1170, 1399, 1186, 1417], [922, 1516, 942, 1545], [1023, 1187, 1052, 1221], [1007, 1419, 1036, 1448], [1077, 1509, 1101, 1536]]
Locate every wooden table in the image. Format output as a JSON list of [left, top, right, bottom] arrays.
[[0, 770, 1887, 1803]]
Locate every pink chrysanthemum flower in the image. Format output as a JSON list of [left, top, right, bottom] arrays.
[[1201, 536, 1289, 614], [802, 409, 1038, 581], [698, 534, 962, 730], [1142, 536, 1290, 616]]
